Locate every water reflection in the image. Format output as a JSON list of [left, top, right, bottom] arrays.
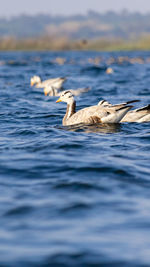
[[64, 123, 121, 134]]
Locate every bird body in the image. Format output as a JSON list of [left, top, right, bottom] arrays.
[[56, 91, 133, 126], [30, 75, 66, 89], [122, 105, 150, 122], [44, 85, 90, 96], [98, 100, 150, 122]]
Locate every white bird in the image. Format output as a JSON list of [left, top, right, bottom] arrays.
[[98, 99, 150, 122], [30, 75, 66, 89], [44, 85, 90, 96], [56, 91, 133, 126]]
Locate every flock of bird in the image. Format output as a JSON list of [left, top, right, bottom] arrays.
[[30, 75, 150, 126]]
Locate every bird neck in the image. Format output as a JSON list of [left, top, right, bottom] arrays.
[[63, 100, 76, 124], [36, 78, 41, 85], [51, 87, 57, 96]]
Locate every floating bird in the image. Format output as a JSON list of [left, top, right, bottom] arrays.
[[98, 100, 150, 122], [56, 91, 133, 126], [122, 105, 150, 122], [30, 75, 66, 89], [106, 67, 114, 74], [44, 85, 90, 96]]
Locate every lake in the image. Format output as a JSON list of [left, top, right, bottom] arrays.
[[0, 51, 150, 266]]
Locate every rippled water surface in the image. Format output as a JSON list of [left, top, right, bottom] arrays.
[[0, 51, 150, 266]]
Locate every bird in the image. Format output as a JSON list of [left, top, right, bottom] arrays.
[[98, 99, 150, 122], [44, 85, 91, 96], [30, 75, 66, 89], [56, 91, 133, 126], [106, 67, 114, 74], [122, 105, 150, 122]]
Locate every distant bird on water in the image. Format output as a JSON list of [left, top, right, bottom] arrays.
[[30, 75, 66, 89], [44, 85, 91, 97]]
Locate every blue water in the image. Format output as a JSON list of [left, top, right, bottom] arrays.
[[0, 51, 150, 266]]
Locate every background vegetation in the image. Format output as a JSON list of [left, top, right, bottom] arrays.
[[1, 10, 150, 50]]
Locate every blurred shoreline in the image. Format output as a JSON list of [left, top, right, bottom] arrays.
[[1, 36, 150, 51], [1, 11, 150, 51]]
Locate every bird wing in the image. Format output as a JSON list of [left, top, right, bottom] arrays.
[[65, 105, 132, 125]]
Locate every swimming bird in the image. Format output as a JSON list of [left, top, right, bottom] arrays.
[[30, 75, 66, 89], [106, 67, 114, 74], [44, 85, 91, 96], [122, 105, 150, 122], [98, 100, 150, 122], [56, 91, 133, 126]]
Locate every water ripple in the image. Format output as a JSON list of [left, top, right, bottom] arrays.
[[0, 51, 150, 266]]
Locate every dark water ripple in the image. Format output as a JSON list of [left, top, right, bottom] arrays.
[[0, 51, 150, 266]]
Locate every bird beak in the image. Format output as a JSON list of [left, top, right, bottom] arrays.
[[31, 81, 34, 86], [56, 98, 62, 103], [44, 91, 48, 96]]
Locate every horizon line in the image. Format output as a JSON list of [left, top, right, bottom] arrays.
[[1, 9, 150, 19]]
